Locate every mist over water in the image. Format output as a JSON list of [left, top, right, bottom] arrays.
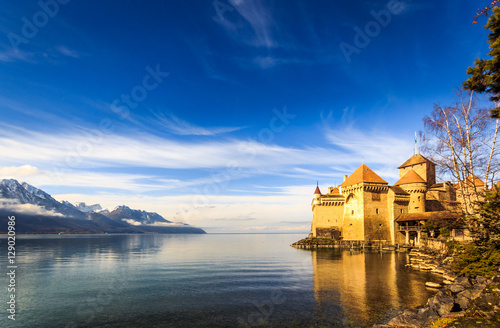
[[0, 234, 438, 327]]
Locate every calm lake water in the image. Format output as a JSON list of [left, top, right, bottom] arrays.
[[0, 234, 440, 328]]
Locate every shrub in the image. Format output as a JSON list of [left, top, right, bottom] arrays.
[[452, 243, 500, 277]]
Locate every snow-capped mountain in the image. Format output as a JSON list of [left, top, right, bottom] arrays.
[[107, 205, 172, 225], [61, 201, 103, 213], [0, 179, 205, 234], [0, 179, 86, 219]]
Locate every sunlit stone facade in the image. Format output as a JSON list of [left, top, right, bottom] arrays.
[[310, 154, 474, 245]]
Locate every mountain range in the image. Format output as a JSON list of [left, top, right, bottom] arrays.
[[0, 179, 205, 234]]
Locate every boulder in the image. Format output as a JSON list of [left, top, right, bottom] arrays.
[[427, 290, 454, 316], [387, 311, 427, 328], [455, 287, 484, 310], [465, 285, 500, 321], [450, 284, 466, 294], [455, 277, 472, 288], [476, 276, 488, 284]]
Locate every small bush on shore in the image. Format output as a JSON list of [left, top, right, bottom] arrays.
[[452, 243, 500, 277], [426, 317, 456, 328]]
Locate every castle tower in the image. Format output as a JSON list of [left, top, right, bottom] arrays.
[[339, 164, 390, 242], [398, 154, 436, 188], [394, 169, 426, 213], [313, 184, 321, 208], [311, 183, 344, 238]]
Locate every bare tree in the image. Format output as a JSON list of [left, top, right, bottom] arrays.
[[473, 1, 500, 24], [421, 90, 499, 215]]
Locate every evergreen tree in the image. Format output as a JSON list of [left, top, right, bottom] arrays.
[[471, 188, 500, 248], [464, 6, 500, 118]]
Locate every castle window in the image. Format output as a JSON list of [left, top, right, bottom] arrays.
[[372, 193, 381, 201], [400, 209, 403, 213], [418, 196, 421, 201], [351, 210, 354, 215], [376, 209, 379, 214], [379, 224, 383, 227]]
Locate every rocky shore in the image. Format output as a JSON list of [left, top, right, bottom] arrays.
[[374, 249, 500, 328], [292, 237, 500, 327]]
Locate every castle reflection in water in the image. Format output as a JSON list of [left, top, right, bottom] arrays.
[[311, 248, 435, 327]]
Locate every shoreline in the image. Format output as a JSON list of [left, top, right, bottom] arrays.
[[375, 246, 500, 328], [292, 237, 500, 327]]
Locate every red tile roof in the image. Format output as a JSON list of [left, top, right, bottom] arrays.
[[467, 174, 485, 187], [395, 212, 461, 222], [453, 174, 486, 189], [314, 185, 321, 194], [398, 154, 433, 169], [329, 187, 340, 194], [389, 186, 410, 195], [394, 169, 426, 186], [339, 164, 387, 187]]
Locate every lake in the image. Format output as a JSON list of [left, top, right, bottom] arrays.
[[0, 234, 439, 327]]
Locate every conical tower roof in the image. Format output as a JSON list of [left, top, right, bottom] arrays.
[[339, 164, 387, 187], [395, 169, 426, 186], [314, 184, 321, 194], [398, 154, 433, 169]]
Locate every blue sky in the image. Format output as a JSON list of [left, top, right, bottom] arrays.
[[0, 0, 493, 233]]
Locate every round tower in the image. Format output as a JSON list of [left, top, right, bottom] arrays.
[[394, 169, 427, 213], [313, 183, 321, 206]]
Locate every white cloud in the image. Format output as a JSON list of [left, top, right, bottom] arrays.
[[56, 46, 79, 58], [0, 126, 344, 172], [121, 219, 142, 226], [324, 125, 413, 172], [215, 0, 277, 48], [0, 48, 33, 63], [153, 112, 243, 136], [0, 165, 41, 177], [0, 198, 64, 217]]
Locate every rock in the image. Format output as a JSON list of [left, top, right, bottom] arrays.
[[427, 291, 454, 316], [455, 277, 472, 288], [475, 276, 488, 284], [425, 282, 443, 288], [455, 287, 484, 310], [443, 280, 454, 285], [465, 286, 500, 321], [450, 284, 466, 294], [387, 312, 428, 328], [372, 325, 392, 328], [443, 274, 456, 282]]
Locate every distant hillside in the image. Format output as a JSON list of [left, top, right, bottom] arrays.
[[0, 179, 205, 234]]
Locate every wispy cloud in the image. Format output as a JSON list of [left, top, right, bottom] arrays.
[[55, 45, 80, 58], [0, 47, 33, 62], [215, 0, 277, 48], [153, 112, 243, 136]]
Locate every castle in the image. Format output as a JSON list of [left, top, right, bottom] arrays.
[[310, 154, 478, 245]]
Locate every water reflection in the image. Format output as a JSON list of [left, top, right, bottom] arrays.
[[0, 235, 439, 328], [312, 249, 436, 327]]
